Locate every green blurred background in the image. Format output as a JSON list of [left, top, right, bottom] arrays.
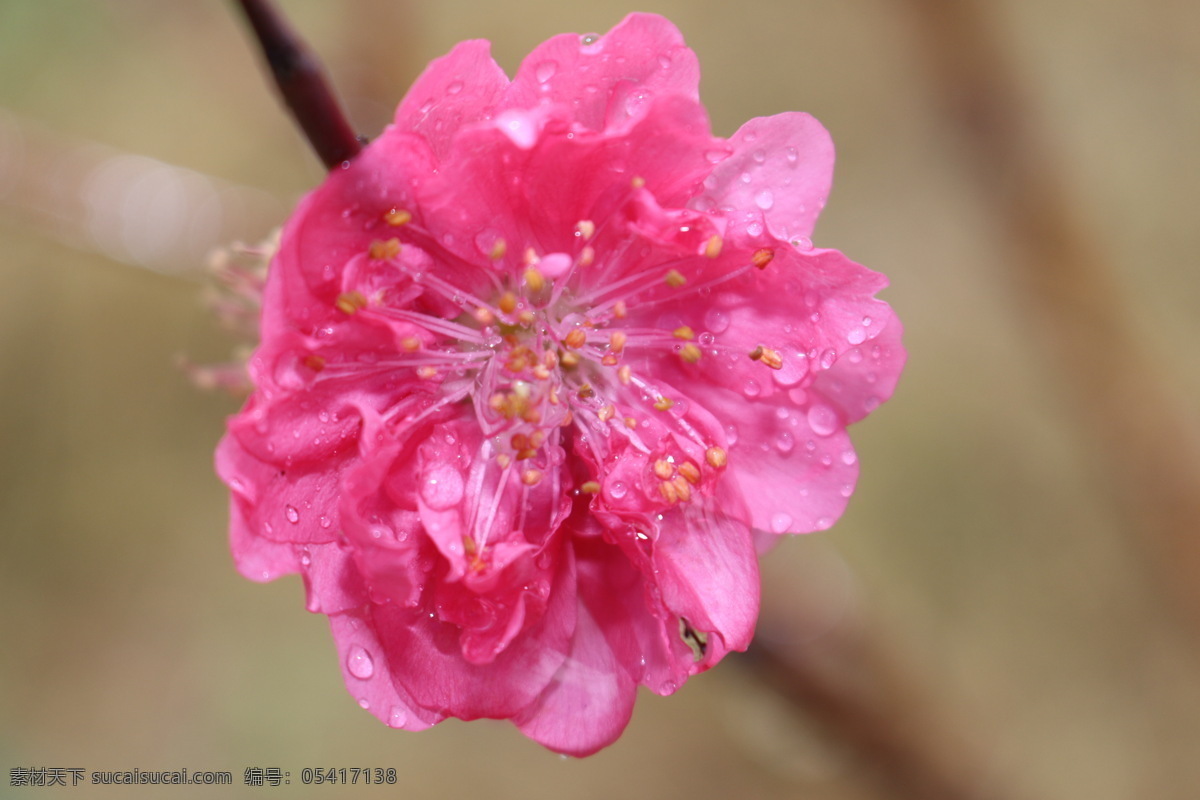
[[2, 1, 1198, 798]]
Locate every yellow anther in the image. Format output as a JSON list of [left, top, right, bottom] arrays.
[[473, 307, 496, 326], [598, 404, 615, 422], [521, 407, 542, 424], [488, 393, 507, 413], [679, 343, 702, 364], [517, 448, 538, 461], [751, 248, 774, 269], [532, 364, 551, 380], [521, 469, 543, 486], [524, 267, 546, 293], [575, 220, 596, 240], [560, 410, 574, 427], [302, 354, 326, 372], [653, 396, 675, 411], [517, 310, 536, 326], [416, 366, 438, 379], [368, 238, 401, 260], [523, 247, 539, 266], [653, 459, 674, 480], [542, 350, 559, 368], [579, 246, 595, 267], [631, 176, 646, 189], [401, 336, 421, 351], [548, 388, 560, 405], [673, 326, 695, 340], [384, 209, 412, 226], [659, 481, 679, 503], [496, 453, 512, 468], [614, 300, 627, 319], [564, 328, 587, 349], [610, 330, 627, 352], [705, 447, 727, 468], [601, 354, 619, 366], [671, 476, 692, 502], [335, 291, 368, 315], [498, 291, 518, 314], [617, 365, 632, 385], [489, 239, 507, 260], [677, 462, 701, 484], [576, 384, 595, 400], [750, 346, 783, 370], [511, 433, 530, 450], [664, 269, 686, 288], [530, 430, 546, 447], [703, 234, 723, 259], [580, 481, 601, 494], [624, 416, 638, 429], [560, 351, 580, 368]]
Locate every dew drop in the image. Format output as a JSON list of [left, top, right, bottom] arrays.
[[841, 449, 858, 465], [659, 680, 678, 694], [446, 80, 464, 95], [347, 646, 375, 679], [742, 379, 761, 398], [581, 33, 600, 46], [705, 149, 726, 164], [792, 236, 813, 251], [704, 308, 730, 334], [847, 327, 866, 345], [746, 221, 764, 237], [358, 698, 370, 710], [319, 515, 332, 529], [698, 332, 715, 346], [421, 464, 464, 510], [388, 707, 408, 728], [658, 54, 672, 69], [770, 512, 793, 533], [816, 516, 834, 530], [862, 316, 872, 327], [819, 349, 838, 370], [725, 424, 739, 445], [608, 482, 628, 499], [807, 404, 838, 436], [785, 147, 799, 164], [535, 60, 557, 84], [840, 484, 854, 497], [774, 431, 795, 454]]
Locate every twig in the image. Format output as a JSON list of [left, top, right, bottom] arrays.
[[233, 0, 362, 169]]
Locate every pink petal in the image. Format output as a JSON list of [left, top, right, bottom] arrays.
[[513, 598, 637, 756], [700, 112, 835, 244], [393, 40, 510, 159], [653, 505, 760, 664], [505, 13, 699, 132], [329, 608, 443, 731]]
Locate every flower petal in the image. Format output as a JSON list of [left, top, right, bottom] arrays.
[[699, 112, 835, 244]]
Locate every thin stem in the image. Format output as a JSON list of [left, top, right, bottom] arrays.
[[233, 0, 362, 169]]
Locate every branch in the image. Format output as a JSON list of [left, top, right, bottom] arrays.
[[233, 0, 362, 169]]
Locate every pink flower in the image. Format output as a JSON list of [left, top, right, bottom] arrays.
[[217, 13, 904, 755]]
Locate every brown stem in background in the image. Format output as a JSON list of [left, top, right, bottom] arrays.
[[902, 2, 1200, 634], [234, 0, 363, 169]]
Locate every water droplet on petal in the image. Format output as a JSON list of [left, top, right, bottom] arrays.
[[792, 236, 813, 251], [742, 379, 761, 398], [774, 431, 795, 453], [535, 60, 557, 84], [609, 482, 628, 499], [581, 33, 600, 46], [700, 307, 729, 331], [786, 147, 799, 164], [358, 698, 370, 709], [284, 505, 300, 524], [421, 464, 464, 510], [841, 450, 857, 465], [347, 646, 375, 679], [847, 327, 866, 345], [746, 221, 764, 237], [819, 349, 838, 370], [807, 404, 838, 436], [770, 512, 793, 533], [446, 81, 464, 95]]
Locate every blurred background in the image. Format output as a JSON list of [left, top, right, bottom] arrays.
[[2, 0, 1198, 798]]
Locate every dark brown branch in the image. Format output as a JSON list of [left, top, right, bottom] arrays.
[[233, 0, 362, 169]]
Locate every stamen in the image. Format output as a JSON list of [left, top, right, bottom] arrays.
[[610, 330, 627, 352], [489, 239, 507, 260], [521, 469, 543, 486], [384, 209, 412, 226], [336, 291, 368, 314], [705, 447, 727, 468], [703, 234, 723, 259], [498, 291, 518, 314], [575, 220, 596, 240], [523, 267, 545, 293], [679, 343, 702, 363], [673, 326, 695, 340], [677, 462, 701, 484], [303, 354, 325, 372], [614, 300, 627, 318], [617, 365, 632, 385], [653, 396, 675, 411], [749, 345, 783, 370], [653, 460, 674, 480], [368, 238, 401, 260], [473, 307, 496, 326], [579, 246, 595, 267], [630, 176, 646, 189], [401, 336, 421, 351], [563, 328, 587, 349], [580, 481, 601, 494], [664, 269, 686, 288], [752, 248, 774, 269]]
